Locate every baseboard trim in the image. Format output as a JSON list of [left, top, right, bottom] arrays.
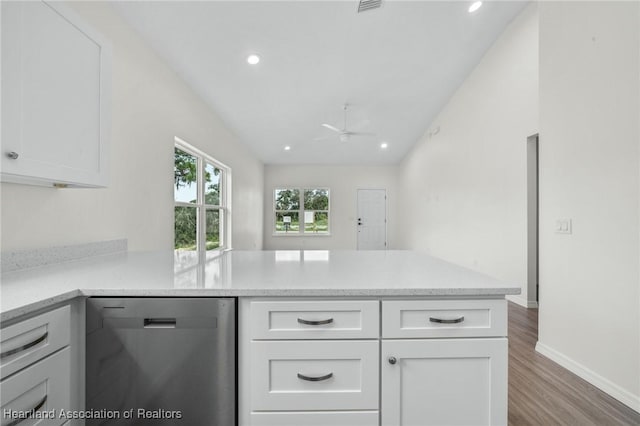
[[506, 295, 538, 309], [535, 341, 640, 413]]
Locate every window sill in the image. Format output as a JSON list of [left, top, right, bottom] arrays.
[[272, 233, 332, 237]]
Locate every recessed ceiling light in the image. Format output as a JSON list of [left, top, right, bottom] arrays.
[[284, 146, 291, 151], [247, 54, 260, 65], [380, 143, 388, 149], [468, 1, 482, 13]]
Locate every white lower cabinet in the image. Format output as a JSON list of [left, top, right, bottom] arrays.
[[0, 303, 80, 426], [240, 298, 508, 426], [0, 347, 71, 426], [240, 299, 380, 425], [381, 338, 507, 426]]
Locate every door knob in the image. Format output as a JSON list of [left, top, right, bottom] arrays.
[[388, 356, 397, 365], [6, 151, 19, 160]]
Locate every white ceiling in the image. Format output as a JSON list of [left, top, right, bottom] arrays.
[[112, 1, 528, 165]]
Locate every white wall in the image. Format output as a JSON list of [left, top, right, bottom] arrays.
[[0, 2, 264, 251], [397, 3, 538, 307], [537, 1, 640, 410], [264, 165, 398, 250]]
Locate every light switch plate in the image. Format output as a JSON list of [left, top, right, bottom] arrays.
[[555, 219, 572, 234]]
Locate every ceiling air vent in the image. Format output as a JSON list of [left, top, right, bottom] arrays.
[[358, 0, 382, 13]]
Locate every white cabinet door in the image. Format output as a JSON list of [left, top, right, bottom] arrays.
[[381, 338, 507, 426], [1, 1, 111, 188]]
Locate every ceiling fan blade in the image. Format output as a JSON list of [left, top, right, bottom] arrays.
[[347, 131, 376, 137], [321, 123, 342, 133]]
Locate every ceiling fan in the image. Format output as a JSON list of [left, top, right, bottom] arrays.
[[320, 104, 374, 142]]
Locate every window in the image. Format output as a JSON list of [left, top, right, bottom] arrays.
[[274, 188, 329, 234], [174, 138, 230, 251]]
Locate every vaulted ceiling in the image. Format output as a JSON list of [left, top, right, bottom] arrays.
[[113, 1, 528, 165]]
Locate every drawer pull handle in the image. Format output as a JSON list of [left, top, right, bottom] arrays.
[[297, 318, 334, 326], [6, 395, 47, 426], [0, 332, 48, 359], [297, 372, 333, 382], [144, 318, 176, 328], [429, 316, 465, 324]]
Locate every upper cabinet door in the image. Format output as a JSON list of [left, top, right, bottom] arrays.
[[1, 1, 111, 188]]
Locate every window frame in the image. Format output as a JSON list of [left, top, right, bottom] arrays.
[[174, 137, 231, 251], [273, 187, 330, 236]]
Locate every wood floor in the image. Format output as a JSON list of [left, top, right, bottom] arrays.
[[508, 302, 640, 425]]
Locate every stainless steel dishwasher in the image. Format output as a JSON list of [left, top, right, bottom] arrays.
[[86, 298, 235, 425]]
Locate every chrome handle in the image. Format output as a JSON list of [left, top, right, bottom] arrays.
[[143, 318, 176, 328], [297, 372, 333, 382], [6, 395, 47, 426], [388, 356, 397, 365], [429, 316, 465, 324], [0, 332, 48, 359], [6, 151, 19, 160], [297, 317, 333, 326]]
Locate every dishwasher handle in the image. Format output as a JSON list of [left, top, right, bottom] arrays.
[[144, 318, 177, 328]]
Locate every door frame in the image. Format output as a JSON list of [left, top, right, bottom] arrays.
[[527, 134, 539, 307]]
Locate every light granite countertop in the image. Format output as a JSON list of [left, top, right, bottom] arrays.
[[0, 250, 520, 322]]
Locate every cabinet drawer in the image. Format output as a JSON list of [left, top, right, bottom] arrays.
[[0, 347, 70, 426], [250, 300, 379, 339], [382, 299, 507, 338], [251, 411, 379, 426], [251, 340, 379, 411], [1, 306, 70, 379]]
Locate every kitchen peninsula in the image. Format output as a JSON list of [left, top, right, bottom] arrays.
[[1, 250, 520, 425]]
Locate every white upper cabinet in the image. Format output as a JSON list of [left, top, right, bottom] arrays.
[[1, 1, 111, 188]]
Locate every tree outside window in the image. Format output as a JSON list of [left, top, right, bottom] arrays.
[[274, 189, 300, 233]]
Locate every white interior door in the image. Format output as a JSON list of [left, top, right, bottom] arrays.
[[357, 189, 387, 250]]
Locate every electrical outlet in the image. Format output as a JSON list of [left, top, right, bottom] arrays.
[[555, 219, 572, 234]]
